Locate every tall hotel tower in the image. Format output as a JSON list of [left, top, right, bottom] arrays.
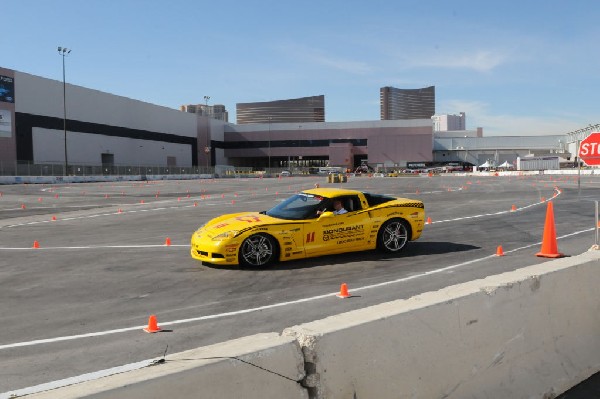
[[380, 86, 435, 120], [236, 95, 325, 124]]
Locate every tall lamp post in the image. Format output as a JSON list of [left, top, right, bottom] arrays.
[[203, 96, 210, 170], [57, 46, 71, 175], [268, 116, 272, 171]]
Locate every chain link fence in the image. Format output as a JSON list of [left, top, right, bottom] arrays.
[[0, 161, 212, 176]]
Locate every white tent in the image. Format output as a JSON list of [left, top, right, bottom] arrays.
[[479, 161, 492, 168], [498, 160, 514, 169]]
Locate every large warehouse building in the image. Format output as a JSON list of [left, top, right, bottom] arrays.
[[0, 66, 574, 175]]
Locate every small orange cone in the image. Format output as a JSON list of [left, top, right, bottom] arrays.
[[143, 315, 162, 333], [541, 197, 546, 202], [336, 283, 351, 298], [511, 204, 517, 212], [117, 209, 123, 214], [536, 202, 564, 258], [33, 240, 40, 249], [21, 204, 26, 209], [165, 237, 172, 246], [51, 215, 57, 221], [193, 202, 198, 207], [426, 217, 432, 224], [140, 199, 145, 204], [496, 245, 505, 256], [597, 220, 600, 228]]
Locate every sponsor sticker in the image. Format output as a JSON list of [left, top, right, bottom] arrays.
[[323, 225, 364, 241]]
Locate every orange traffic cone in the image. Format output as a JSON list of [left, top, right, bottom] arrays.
[[536, 202, 564, 258], [165, 237, 172, 246], [51, 216, 57, 221], [336, 283, 351, 298], [21, 204, 26, 209], [143, 315, 162, 333], [426, 217, 432, 225], [511, 204, 517, 212], [496, 245, 505, 256], [33, 240, 40, 249]]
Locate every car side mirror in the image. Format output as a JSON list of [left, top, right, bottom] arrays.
[[318, 211, 335, 218]]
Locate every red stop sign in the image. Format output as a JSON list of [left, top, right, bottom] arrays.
[[579, 132, 600, 166]]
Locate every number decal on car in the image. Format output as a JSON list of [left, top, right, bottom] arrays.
[[235, 216, 262, 223]]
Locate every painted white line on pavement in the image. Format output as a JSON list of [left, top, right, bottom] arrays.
[[0, 244, 189, 250], [0, 199, 267, 229], [0, 359, 154, 399]]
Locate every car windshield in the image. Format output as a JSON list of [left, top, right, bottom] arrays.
[[266, 193, 328, 220]]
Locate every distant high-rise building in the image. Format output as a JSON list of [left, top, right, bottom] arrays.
[[236, 95, 325, 124], [180, 103, 228, 122], [432, 112, 466, 131], [380, 86, 435, 120]]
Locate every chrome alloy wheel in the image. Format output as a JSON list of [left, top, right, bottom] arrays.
[[379, 219, 409, 252], [239, 234, 276, 267]]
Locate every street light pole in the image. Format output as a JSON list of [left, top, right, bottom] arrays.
[[268, 116, 271, 172], [203, 96, 210, 170], [58, 46, 71, 175]]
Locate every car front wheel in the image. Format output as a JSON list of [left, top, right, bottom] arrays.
[[377, 218, 410, 253], [239, 234, 278, 267]]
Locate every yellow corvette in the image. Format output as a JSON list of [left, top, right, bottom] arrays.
[[190, 188, 425, 267]]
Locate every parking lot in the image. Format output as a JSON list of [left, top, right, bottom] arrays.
[[1, 174, 599, 395]]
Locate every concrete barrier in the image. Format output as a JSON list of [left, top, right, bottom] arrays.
[[25, 333, 307, 399], [19, 252, 600, 399], [284, 251, 600, 398]]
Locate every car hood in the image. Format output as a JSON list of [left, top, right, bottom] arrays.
[[198, 212, 285, 238]]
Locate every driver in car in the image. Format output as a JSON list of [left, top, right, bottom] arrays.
[[317, 199, 347, 215]]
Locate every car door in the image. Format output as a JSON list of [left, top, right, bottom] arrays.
[[304, 196, 368, 256]]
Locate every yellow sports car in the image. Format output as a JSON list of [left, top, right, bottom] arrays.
[[190, 188, 425, 267]]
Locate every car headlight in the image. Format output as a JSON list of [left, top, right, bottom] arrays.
[[212, 230, 240, 241]]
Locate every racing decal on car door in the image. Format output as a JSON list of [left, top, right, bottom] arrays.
[[306, 231, 316, 243], [322, 224, 364, 242]]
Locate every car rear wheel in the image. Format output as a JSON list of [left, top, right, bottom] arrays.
[[377, 218, 410, 253], [239, 233, 278, 267]]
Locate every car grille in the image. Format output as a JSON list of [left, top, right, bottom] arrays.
[[194, 249, 225, 259]]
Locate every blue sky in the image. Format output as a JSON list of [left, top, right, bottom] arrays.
[[3, 0, 598, 135]]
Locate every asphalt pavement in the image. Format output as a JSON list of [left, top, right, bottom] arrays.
[[1, 174, 600, 397]]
